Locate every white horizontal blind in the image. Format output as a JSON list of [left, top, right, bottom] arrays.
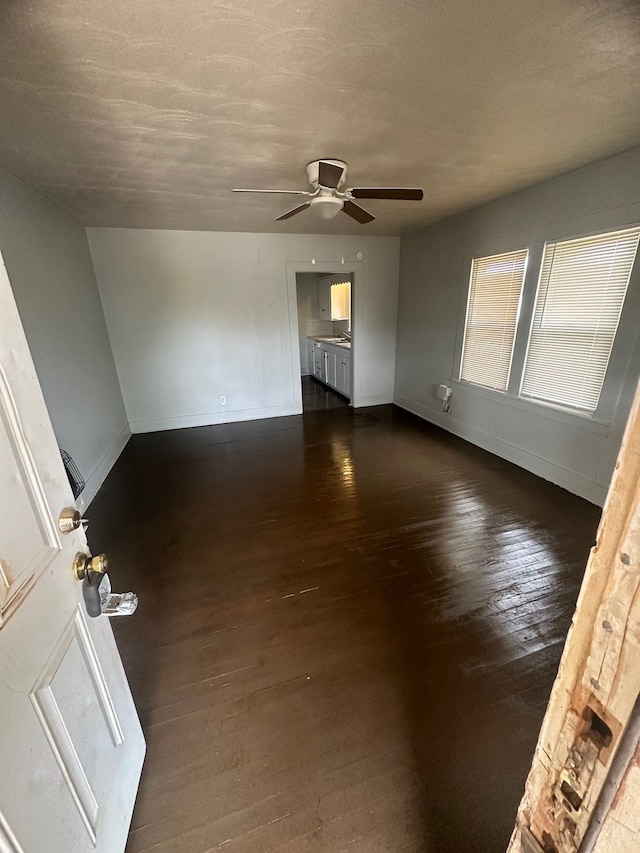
[[460, 249, 528, 391], [522, 227, 640, 414], [330, 282, 350, 322]]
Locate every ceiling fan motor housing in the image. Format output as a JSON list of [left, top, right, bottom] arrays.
[[306, 159, 348, 189]]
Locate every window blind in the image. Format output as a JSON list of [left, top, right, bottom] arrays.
[[330, 282, 350, 322], [521, 227, 640, 414], [460, 249, 528, 391]]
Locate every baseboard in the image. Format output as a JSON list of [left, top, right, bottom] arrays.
[[129, 403, 303, 434], [78, 423, 131, 510], [393, 395, 607, 506], [353, 394, 393, 408]]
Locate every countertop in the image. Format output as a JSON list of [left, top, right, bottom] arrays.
[[308, 336, 351, 349]]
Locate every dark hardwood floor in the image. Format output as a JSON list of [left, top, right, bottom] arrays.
[[302, 375, 349, 411], [88, 404, 601, 853]]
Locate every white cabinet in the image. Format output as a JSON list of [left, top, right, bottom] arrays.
[[308, 341, 322, 378], [308, 337, 350, 400], [314, 344, 323, 379], [325, 349, 337, 388], [318, 276, 332, 318], [335, 353, 351, 397]]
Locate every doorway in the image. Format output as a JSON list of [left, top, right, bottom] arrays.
[[292, 269, 354, 411]]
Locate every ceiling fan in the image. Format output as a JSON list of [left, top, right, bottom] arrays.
[[233, 159, 424, 223]]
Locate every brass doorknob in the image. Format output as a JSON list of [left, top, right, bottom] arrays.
[[73, 552, 108, 581]]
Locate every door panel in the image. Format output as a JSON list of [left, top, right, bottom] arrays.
[[0, 366, 60, 624], [32, 609, 124, 841], [0, 250, 144, 852]]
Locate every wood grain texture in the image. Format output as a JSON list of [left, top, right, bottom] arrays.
[[508, 380, 640, 853], [88, 399, 600, 852], [593, 736, 640, 851]]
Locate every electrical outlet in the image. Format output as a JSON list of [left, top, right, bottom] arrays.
[[220, 395, 227, 405]]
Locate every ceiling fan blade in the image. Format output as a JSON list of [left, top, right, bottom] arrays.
[[318, 161, 345, 189], [233, 188, 311, 195], [349, 188, 424, 201], [275, 202, 310, 221], [342, 200, 375, 224]]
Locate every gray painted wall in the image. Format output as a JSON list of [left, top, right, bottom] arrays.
[[395, 146, 640, 506], [0, 168, 129, 508], [88, 229, 400, 432]]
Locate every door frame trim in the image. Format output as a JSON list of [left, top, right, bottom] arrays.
[[508, 377, 640, 852], [285, 261, 356, 410]]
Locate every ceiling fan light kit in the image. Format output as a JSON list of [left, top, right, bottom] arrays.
[[310, 196, 343, 219], [233, 159, 424, 225]]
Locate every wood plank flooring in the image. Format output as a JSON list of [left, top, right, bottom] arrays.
[[88, 403, 601, 853], [302, 375, 349, 411]]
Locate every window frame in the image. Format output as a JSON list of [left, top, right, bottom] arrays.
[[457, 246, 529, 394], [518, 227, 640, 419], [452, 222, 640, 428]]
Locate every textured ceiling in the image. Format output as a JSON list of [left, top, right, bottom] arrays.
[[1, 0, 640, 235]]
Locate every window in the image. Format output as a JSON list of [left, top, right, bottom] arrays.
[[330, 281, 351, 326], [460, 248, 528, 391], [521, 227, 640, 414]]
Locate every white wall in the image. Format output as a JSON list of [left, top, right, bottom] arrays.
[[395, 146, 640, 506], [88, 230, 400, 432], [0, 168, 129, 508]]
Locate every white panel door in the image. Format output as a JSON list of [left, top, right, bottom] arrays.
[[0, 251, 145, 852]]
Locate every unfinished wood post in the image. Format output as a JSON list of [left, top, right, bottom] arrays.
[[508, 378, 640, 853], [590, 734, 640, 850]]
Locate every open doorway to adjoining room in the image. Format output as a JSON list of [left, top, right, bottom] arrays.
[[291, 267, 354, 411]]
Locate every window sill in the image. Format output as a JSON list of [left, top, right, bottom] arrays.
[[452, 380, 611, 435]]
